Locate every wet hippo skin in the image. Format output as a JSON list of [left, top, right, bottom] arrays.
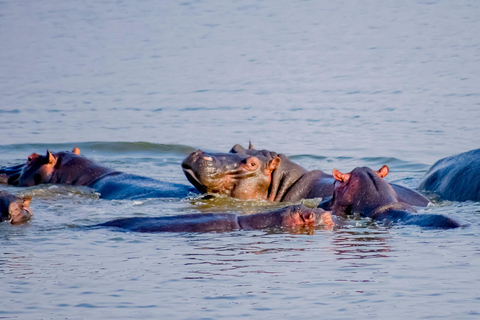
[[0, 148, 197, 200], [0, 191, 33, 224], [95, 205, 333, 233], [182, 143, 430, 207], [330, 165, 460, 229], [418, 148, 480, 201]]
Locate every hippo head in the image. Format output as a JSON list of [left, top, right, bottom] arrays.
[[10, 151, 58, 187], [8, 196, 33, 224], [282, 206, 333, 228], [330, 165, 397, 217], [182, 143, 281, 200], [9, 148, 81, 187]]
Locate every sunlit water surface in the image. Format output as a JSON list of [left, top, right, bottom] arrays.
[[1, 1, 480, 319]]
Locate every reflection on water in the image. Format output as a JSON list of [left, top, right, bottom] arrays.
[[0, 253, 34, 279], [331, 228, 391, 262]]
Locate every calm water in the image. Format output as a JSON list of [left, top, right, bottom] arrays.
[[1, 0, 480, 319]]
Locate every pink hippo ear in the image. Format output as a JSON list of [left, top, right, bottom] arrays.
[[332, 169, 350, 182], [72, 147, 80, 155], [22, 196, 32, 208], [267, 157, 281, 173], [46, 150, 57, 165], [248, 141, 255, 149], [377, 165, 389, 178]]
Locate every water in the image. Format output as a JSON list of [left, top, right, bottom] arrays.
[[1, 0, 480, 319]]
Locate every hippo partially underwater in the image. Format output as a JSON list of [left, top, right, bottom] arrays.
[[330, 165, 460, 229], [182, 143, 430, 207], [96, 205, 334, 233], [0, 191, 32, 224], [0, 148, 197, 200], [419, 148, 480, 202]]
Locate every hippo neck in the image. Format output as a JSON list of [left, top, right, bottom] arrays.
[[268, 154, 309, 202], [51, 153, 117, 186]]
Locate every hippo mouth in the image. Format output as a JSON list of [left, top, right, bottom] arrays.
[[182, 167, 208, 194]]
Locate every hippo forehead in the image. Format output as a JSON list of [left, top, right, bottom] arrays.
[[229, 144, 278, 161]]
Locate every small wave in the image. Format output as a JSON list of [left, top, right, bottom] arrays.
[[0, 141, 196, 157]]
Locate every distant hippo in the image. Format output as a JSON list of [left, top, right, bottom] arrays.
[[0, 191, 33, 224], [330, 165, 460, 229], [0, 148, 197, 200], [182, 143, 429, 207], [96, 204, 333, 233], [418, 148, 480, 201]]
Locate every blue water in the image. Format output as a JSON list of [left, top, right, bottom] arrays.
[[1, 1, 480, 319]]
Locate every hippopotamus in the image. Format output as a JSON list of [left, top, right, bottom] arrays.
[[0, 191, 33, 224], [182, 143, 430, 207], [330, 165, 460, 229], [96, 204, 333, 232], [0, 148, 197, 200], [418, 148, 480, 201]]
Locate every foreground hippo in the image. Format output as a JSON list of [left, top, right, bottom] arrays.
[[182, 143, 429, 207], [96, 205, 333, 232], [418, 148, 480, 201], [0, 148, 197, 200], [0, 191, 33, 224], [330, 165, 460, 229]]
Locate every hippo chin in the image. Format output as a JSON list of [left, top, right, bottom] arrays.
[[0, 148, 197, 200], [418, 148, 480, 201], [330, 165, 460, 229], [95, 205, 334, 233], [182, 143, 430, 207], [0, 191, 33, 224]]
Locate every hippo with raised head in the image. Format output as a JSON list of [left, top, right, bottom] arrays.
[[0, 191, 33, 224], [330, 165, 460, 228], [96, 204, 333, 233], [0, 148, 197, 200], [182, 143, 430, 207], [418, 148, 480, 201]]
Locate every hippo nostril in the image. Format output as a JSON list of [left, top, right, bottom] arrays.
[[203, 156, 213, 161]]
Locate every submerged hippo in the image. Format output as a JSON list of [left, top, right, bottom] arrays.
[[330, 165, 460, 229], [96, 204, 333, 233], [0, 191, 33, 224], [182, 143, 429, 207], [0, 148, 197, 200], [418, 148, 480, 201]]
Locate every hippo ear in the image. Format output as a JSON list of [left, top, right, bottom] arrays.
[[377, 165, 389, 178], [267, 157, 281, 172], [248, 141, 255, 149], [72, 147, 80, 155], [333, 169, 350, 182], [22, 196, 32, 207], [46, 150, 57, 165], [229, 144, 246, 154]]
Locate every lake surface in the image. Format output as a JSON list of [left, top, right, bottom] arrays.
[[1, 0, 480, 319]]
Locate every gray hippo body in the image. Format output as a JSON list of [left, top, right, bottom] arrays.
[[419, 148, 480, 201]]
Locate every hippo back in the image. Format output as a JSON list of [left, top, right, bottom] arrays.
[[419, 148, 480, 201]]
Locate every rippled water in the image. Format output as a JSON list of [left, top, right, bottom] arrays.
[[1, 1, 480, 319]]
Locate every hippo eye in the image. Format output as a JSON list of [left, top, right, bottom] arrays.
[[245, 157, 260, 170], [27, 157, 32, 163]]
